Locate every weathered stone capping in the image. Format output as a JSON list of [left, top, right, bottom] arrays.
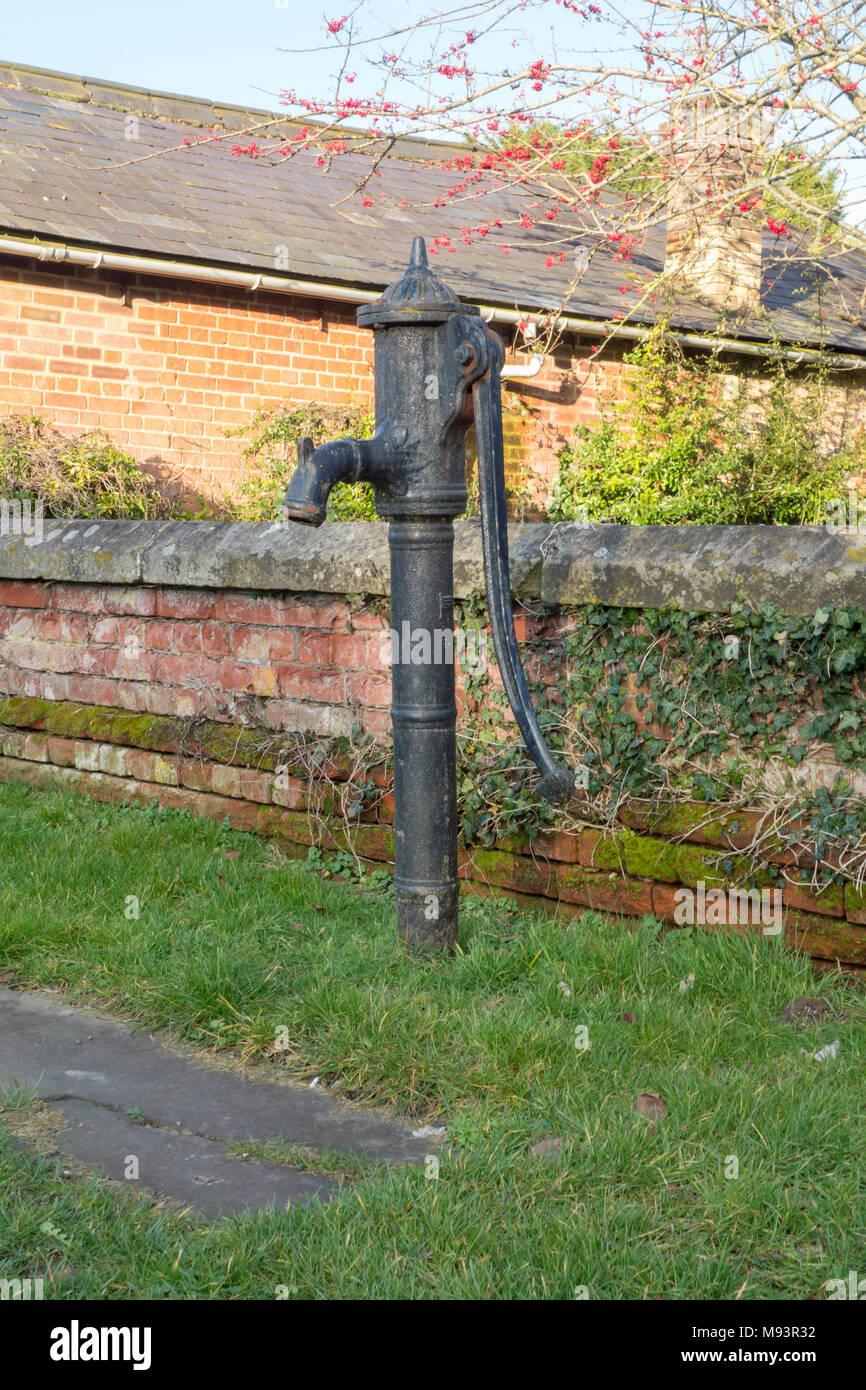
[[2, 519, 866, 968], [3, 518, 866, 612]]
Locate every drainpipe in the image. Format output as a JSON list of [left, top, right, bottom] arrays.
[[0, 233, 862, 372], [500, 353, 544, 380], [0, 234, 381, 310]]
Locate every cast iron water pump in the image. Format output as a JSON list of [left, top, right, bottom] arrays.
[[284, 237, 573, 950]]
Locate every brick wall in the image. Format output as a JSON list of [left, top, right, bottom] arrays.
[[0, 257, 375, 498], [1, 566, 865, 969], [0, 577, 393, 740], [500, 335, 627, 496], [1, 252, 865, 515]]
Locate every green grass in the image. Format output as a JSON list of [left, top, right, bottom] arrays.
[[0, 778, 864, 1299]]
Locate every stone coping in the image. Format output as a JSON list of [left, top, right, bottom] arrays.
[[1, 518, 865, 613]]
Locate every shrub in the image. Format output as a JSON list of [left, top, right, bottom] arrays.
[[0, 415, 172, 519], [548, 327, 856, 525], [231, 401, 377, 522]]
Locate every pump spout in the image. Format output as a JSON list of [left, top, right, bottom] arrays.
[[282, 435, 369, 527]]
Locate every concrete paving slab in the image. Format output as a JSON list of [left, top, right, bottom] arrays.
[[0, 986, 434, 1216], [51, 1098, 335, 1217]]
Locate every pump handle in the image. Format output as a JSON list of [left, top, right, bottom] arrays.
[[472, 333, 575, 804]]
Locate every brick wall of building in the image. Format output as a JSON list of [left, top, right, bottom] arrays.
[[0, 254, 638, 506], [2, 256, 865, 512], [0, 257, 375, 499]]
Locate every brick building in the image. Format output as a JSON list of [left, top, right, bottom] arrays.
[[0, 61, 865, 506]]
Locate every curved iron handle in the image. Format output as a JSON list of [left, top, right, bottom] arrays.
[[472, 333, 575, 804]]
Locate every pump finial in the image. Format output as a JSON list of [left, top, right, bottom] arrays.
[[358, 235, 475, 326]]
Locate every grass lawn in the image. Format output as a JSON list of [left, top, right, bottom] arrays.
[[0, 778, 864, 1300]]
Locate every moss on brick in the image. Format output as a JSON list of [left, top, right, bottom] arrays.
[[0, 697, 177, 750], [461, 848, 555, 896], [619, 799, 796, 858], [554, 863, 654, 914], [0, 696, 52, 728], [783, 881, 845, 916], [784, 909, 866, 964], [0, 697, 335, 776], [623, 800, 744, 841], [844, 884, 866, 924], [586, 827, 774, 889]]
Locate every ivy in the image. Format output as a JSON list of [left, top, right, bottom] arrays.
[[449, 596, 866, 888]]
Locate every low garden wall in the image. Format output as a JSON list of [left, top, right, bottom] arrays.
[[2, 517, 866, 967]]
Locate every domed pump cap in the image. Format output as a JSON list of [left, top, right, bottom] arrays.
[[357, 235, 479, 327]]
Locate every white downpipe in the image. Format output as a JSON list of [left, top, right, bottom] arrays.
[[500, 353, 544, 380]]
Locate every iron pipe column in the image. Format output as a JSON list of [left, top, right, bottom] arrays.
[[389, 519, 458, 949]]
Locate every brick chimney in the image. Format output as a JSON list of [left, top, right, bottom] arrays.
[[664, 105, 765, 313]]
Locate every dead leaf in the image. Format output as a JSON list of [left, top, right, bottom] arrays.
[[636, 1093, 667, 1122], [225, 849, 243, 861]]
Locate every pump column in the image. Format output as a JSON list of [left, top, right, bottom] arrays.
[[388, 518, 459, 951]]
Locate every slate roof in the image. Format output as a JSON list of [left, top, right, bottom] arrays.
[[0, 61, 864, 356]]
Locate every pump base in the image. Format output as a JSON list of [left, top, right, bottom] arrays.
[[395, 882, 459, 953]]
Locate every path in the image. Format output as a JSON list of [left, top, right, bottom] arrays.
[[0, 986, 433, 1217]]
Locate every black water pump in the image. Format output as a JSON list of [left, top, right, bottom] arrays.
[[284, 237, 573, 950]]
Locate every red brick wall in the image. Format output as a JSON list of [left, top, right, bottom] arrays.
[[0, 577, 392, 739], [2, 256, 864, 511], [0, 257, 375, 499], [501, 336, 627, 496], [0, 256, 651, 508], [1, 574, 864, 967]]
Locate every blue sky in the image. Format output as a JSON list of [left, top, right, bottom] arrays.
[[0, 0, 353, 109], [0, 0, 591, 110], [2, 2, 858, 218], [0, 1, 640, 112]]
